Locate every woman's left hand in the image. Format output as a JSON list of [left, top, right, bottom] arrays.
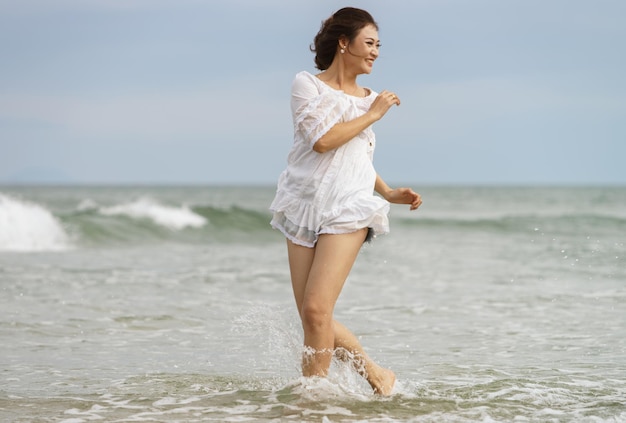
[[386, 188, 422, 210]]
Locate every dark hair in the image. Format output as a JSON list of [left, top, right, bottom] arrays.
[[310, 7, 378, 71]]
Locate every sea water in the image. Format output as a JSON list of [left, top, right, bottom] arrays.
[[0, 185, 624, 422]]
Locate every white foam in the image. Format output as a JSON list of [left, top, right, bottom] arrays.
[[0, 193, 71, 252], [99, 197, 207, 230], [76, 198, 99, 212]]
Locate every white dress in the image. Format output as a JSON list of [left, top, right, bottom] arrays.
[[270, 71, 389, 248]]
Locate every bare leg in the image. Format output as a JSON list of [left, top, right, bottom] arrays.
[[286, 231, 395, 395], [298, 231, 365, 376], [333, 320, 396, 395]]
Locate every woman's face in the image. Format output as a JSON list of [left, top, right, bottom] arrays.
[[344, 24, 380, 74]]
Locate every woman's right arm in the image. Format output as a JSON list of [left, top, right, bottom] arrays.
[[313, 90, 400, 153]]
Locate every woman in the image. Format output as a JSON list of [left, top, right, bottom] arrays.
[[270, 7, 422, 396]]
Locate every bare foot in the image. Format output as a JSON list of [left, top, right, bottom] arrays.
[[331, 347, 396, 396], [368, 365, 396, 396]]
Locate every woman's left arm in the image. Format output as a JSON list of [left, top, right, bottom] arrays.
[[375, 174, 422, 211]]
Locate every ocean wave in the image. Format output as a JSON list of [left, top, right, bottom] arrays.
[[65, 200, 275, 247], [0, 192, 279, 250], [0, 193, 71, 252], [7, 371, 625, 422], [96, 196, 207, 230], [396, 213, 626, 234], [3, 188, 624, 251]]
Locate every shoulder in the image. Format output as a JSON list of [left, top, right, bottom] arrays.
[[292, 71, 321, 90], [291, 71, 328, 103]]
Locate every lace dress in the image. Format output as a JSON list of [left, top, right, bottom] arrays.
[[269, 71, 389, 247]]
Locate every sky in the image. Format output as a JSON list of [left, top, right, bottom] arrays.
[[1, 0, 625, 186]]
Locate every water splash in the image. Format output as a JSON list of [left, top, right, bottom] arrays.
[[0, 192, 71, 252], [231, 304, 382, 398]]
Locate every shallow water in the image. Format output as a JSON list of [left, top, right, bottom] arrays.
[[1, 185, 625, 422]]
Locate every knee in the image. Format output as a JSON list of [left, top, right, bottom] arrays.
[[300, 301, 332, 333]]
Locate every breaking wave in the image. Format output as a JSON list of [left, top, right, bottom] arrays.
[[0, 193, 71, 252], [94, 196, 207, 230], [2, 189, 624, 251]]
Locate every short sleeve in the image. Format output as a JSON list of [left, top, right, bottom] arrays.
[[290, 72, 319, 116], [290, 72, 351, 148]]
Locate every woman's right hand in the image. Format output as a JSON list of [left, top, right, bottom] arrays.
[[368, 90, 401, 121]]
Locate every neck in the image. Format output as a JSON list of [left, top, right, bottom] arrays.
[[319, 57, 359, 93]]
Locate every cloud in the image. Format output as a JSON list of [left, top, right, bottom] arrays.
[[0, 72, 292, 143], [388, 73, 625, 145], [0, 0, 202, 13], [1, 0, 624, 184]]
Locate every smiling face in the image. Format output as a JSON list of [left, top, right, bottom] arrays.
[[342, 24, 381, 74]]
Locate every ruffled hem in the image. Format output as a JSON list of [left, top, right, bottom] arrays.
[[270, 191, 390, 248]]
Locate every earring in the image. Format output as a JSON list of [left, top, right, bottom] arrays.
[[340, 46, 345, 54]]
